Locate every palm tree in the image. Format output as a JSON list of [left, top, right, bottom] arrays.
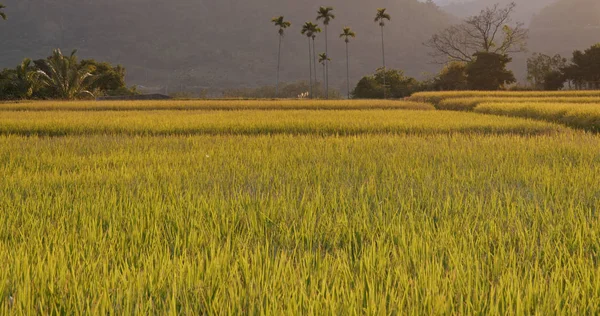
[[339, 27, 356, 99], [301, 22, 315, 99], [375, 8, 391, 99], [37, 49, 96, 100], [318, 53, 330, 96], [272, 16, 291, 98], [309, 24, 322, 98], [0, 3, 6, 20], [316, 6, 335, 99], [12, 59, 44, 99]]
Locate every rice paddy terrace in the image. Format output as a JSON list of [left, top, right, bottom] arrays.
[[1, 93, 599, 313]]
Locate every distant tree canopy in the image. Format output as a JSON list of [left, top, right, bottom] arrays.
[[563, 44, 600, 90], [425, 2, 528, 63], [527, 53, 567, 90], [0, 49, 136, 100], [466, 52, 516, 90], [526, 43, 600, 91], [427, 53, 515, 91], [353, 68, 423, 99], [434, 62, 468, 91]]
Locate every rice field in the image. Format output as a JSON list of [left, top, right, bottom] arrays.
[[409, 90, 600, 106], [0, 100, 432, 111], [1, 98, 600, 314], [0, 110, 563, 136], [475, 102, 600, 132], [438, 97, 600, 111]]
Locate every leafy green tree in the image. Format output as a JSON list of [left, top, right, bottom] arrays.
[[316, 6, 335, 99], [37, 49, 96, 100], [527, 53, 567, 90], [352, 76, 382, 99], [271, 16, 291, 98], [12, 59, 45, 99], [0, 3, 6, 20], [301, 22, 316, 99], [318, 52, 330, 95], [353, 68, 421, 99], [543, 70, 566, 91], [563, 44, 600, 89], [466, 52, 516, 90], [374, 8, 391, 99], [435, 62, 468, 90], [339, 27, 356, 99], [376, 68, 420, 98], [80, 59, 128, 95], [0, 60, 43, 100]]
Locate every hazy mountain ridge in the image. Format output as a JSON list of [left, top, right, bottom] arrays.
[[1, 0, 455, 91], [529, 0, 600, 57], [440, 0, 558, 25]]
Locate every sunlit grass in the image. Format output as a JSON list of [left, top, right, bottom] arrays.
[[1, 99, 599, 313], [0, 110, 564, 136], [438, 97, 600, 111], [475, 102, 600, 132], [409, 90, 600, 106], [1, 134, 599, 314], [0, 99, 433, 111]]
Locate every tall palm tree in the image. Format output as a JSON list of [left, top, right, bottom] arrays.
[[37, 49, 96, 100], [316, 6, 335, 99], [0, 3, 6, 20], [301, 22, 315, 99], [318, 53, 330, 96], [339, 27, 356, 99], [309, 24, 322, 98], [375, 8, 391, 99], [272, 16, 291, 98]]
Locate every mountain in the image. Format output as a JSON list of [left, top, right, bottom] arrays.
[[0, 0, 455, 93], [529, 0, 600, 57], [441, 0, 558, 25]]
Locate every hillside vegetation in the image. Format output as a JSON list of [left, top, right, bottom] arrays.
[[442, 0, 557, 25]]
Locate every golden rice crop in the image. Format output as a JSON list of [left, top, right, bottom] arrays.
[[0, 110, 565, 136], [1, 133, 600, 314], [475, 102, 600, 132], [1, 99, 599, 313], [409, 90, 600, 105], [0, 99, 433, 111], [438, 97, 600, 111]]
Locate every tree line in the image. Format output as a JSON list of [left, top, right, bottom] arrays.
[[272, 2, 600, 99], [0, 49, 136, 100], [3, 2, 600, 100]]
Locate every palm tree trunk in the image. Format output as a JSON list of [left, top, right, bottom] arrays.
[[308, 38, 313, 99], [381, 25, 387, 99], [323, 63, 326, 96], [276, 34, 282, 98], [346, 42, 350, 99], [325, 25, 329, 99], [312, 38, 318, 98]]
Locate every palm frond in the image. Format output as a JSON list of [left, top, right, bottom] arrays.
[[375, 8, 391, 24]]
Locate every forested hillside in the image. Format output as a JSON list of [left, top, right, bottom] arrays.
[[441, 0, 558, 25], [1, 0, 455, 92], [529, 0, 600, 57]]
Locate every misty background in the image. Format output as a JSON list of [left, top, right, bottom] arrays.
[[1, 0, 598, 93]]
